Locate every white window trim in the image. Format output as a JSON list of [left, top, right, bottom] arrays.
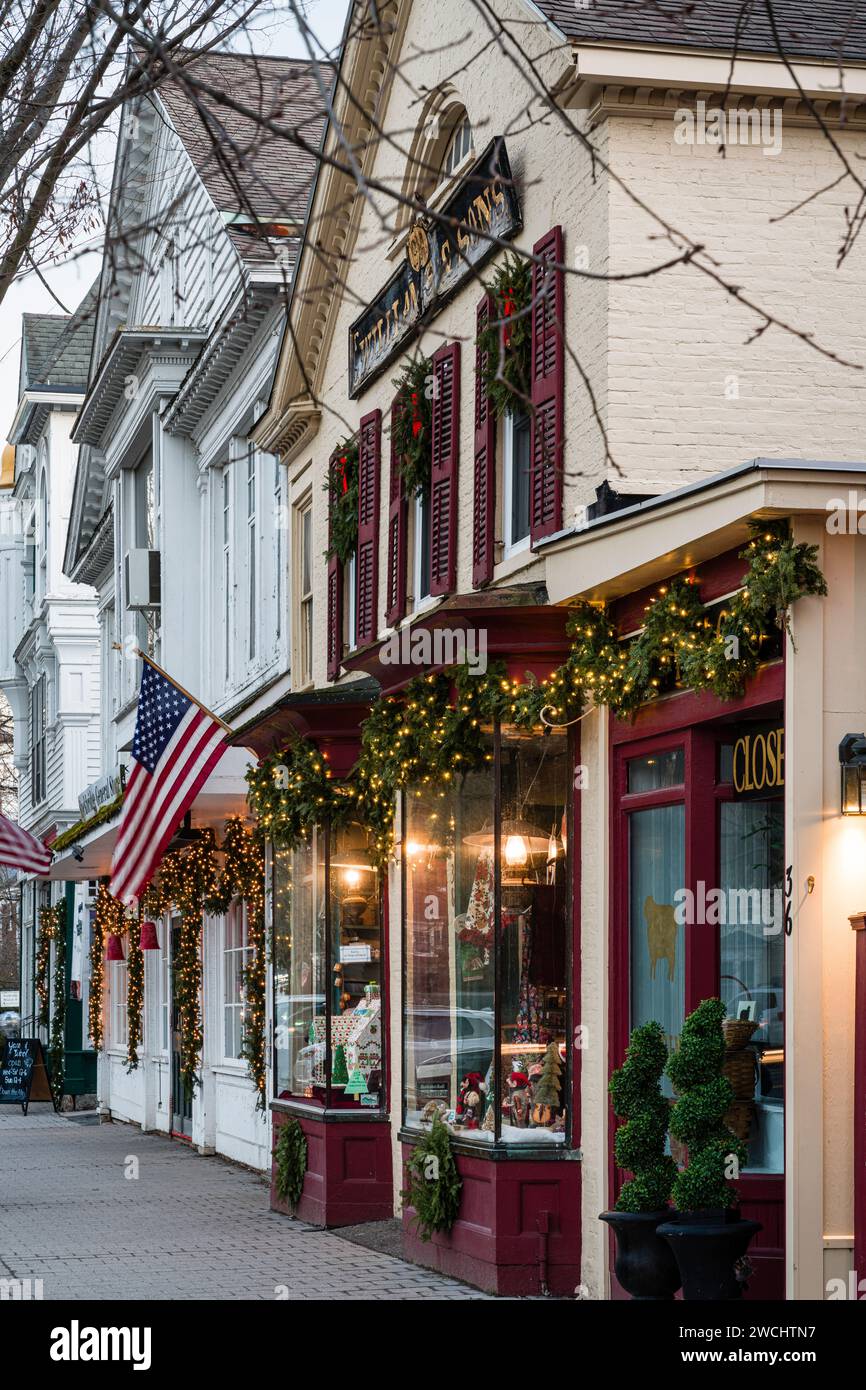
[[293, 491, 314, 689], [222, 902, 250, 1065], [413, 493, 436, 614], [346, 551, 358, 651], [503, 412, 531, 560]]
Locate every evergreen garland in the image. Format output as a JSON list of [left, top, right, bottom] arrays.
[[210, 817, 268, 1107], [476, 251, 533, 418], [159, 830, 221, 1101], [324, 438, 360, 565], [274, 1116, 307, 1211], [391, 355, 433, 498], [246, 520, 827, 865], [90, 883, 123, 1050], [48, 901, 67, 1105], [402, 1112, 462, 1240], [126, 913, 144, 1073], [35, 905, 57, 1028]]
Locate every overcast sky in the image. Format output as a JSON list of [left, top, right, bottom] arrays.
[[1, 0, 349, 441]]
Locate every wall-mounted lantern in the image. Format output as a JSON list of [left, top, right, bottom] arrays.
[[839, 734, 866, 814]]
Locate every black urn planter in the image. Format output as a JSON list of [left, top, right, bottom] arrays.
[[599, 1210, 682, 1300], [657, 1209, 762, 1301]]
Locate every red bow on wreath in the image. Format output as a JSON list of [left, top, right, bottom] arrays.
[[410, 390, 423, 439]]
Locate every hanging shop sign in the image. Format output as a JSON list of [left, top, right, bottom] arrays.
[[348, 137, 522, 396], [78, 764, 126, 820], [731, 725, 785, 799]]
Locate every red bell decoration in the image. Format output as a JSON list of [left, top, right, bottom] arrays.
[[139, 920, 160, 951], [105, 931, 125, 962]]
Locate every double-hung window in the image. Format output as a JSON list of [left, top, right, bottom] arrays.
[[111, 958, 128, 1047], [224, 901, 250, 1061], [30, 675, 46, 806], [295, 497, 313, 687], [503, 411, 531, 556], [247, 448, 257, 662], [222, 467, 232, 685]]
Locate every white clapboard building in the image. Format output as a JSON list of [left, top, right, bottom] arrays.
[[56, 52, 327, 1166]]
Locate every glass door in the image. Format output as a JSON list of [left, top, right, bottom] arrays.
[[612, 718, 786, 1299]]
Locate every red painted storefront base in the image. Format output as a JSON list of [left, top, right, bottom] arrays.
[[271, 1105, 393, 1227], [401, 1143, 581, 1296]]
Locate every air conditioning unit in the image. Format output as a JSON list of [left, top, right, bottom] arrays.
[[125, 549, 161, 610]]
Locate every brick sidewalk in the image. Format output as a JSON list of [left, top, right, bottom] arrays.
[[0, 1106, 487, 1300]]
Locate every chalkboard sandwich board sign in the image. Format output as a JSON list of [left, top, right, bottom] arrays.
[[0, 1038, 56, 1113]]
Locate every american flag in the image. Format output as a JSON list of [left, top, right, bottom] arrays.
[[109, 660, 229, 904], [0, 813, 51, 875]]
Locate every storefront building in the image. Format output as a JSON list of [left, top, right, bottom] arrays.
[[246, 0, 866, 1296]]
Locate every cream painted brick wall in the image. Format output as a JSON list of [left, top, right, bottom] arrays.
[[607, 115, 866, 488], [301, 0, 607, 690]]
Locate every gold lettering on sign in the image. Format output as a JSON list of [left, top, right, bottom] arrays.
[[732, 728, 785, 796]]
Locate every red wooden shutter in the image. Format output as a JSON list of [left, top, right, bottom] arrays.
[[326, 451, 343, 681], [430, 342, 460, 596], [529, 225, 564, 542], [355, 408, 381, 647], [386, 396, 407, 626], [473, 295, 496, 588]]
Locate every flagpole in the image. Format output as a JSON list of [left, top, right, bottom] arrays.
[[112, 644, 234, 736]]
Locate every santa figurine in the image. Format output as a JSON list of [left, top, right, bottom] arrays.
[[456, 1071, 486, 1128]]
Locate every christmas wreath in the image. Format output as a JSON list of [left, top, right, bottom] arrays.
[[324, 438, 360, 564], [476, 251, 533, 418], [391, 355, 433, 498]]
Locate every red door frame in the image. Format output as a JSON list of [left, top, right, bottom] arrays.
[[608, 677, 786, 1298], [854, 918, 866, 1288]]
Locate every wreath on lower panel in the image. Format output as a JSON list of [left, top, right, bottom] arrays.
[[402, 1112, 462, 1240], [274, 1115, 307, 1212]]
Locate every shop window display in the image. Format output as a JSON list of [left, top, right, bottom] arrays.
[[273, 820, 383, 1107], [403, 726, 570, 1145]]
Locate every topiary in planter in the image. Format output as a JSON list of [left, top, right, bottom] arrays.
[[666, 998, 747, 1211], [610, 1020, 677, 1212]]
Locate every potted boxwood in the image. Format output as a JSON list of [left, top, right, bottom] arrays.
[[599, 1020, 681, 1299], [658, 998, 761, 1300]]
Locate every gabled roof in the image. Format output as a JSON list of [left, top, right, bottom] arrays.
[[533, 0, 866, 64], [158, 50, 331, 267], [19, 281, 98, 396]]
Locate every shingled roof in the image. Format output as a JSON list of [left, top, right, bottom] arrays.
[[534, 0, 866, 65], [19, 281, 98, 397], [158, 51, 331, 268]]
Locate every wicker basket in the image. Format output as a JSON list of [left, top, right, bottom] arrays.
[[724, 1100, 756, 1142], [723, 1048, 757, 1100], [722, 1017, 758, 1050]]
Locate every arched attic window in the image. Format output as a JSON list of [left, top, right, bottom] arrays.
[[399, 99, 475, 229], [439, 112, 473, 181]]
